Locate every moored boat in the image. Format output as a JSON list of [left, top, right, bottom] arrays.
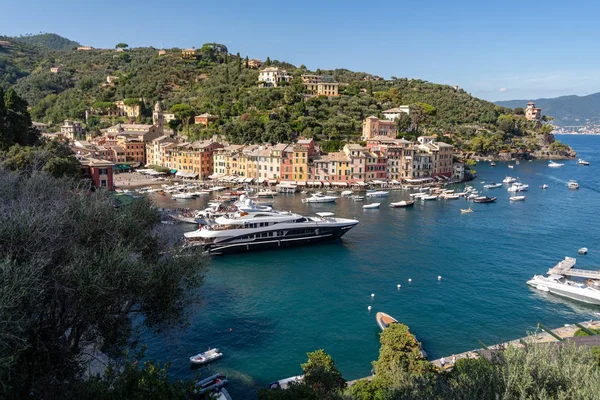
[[540, 184, 549, 189], [302, 193, 338, 203], [366, 190, 390, 198], [509, 195, 526, 201], [194, 374, 228, 395], [579, 247, 588, 255], [526, 275, 600, 306], [577, 159, 590, 166], [389, 200, 415, 208], [473, 196, 496, 203], [190, 348, 223, 365], [363, 203, 380, 209], [502, 176, 517, 184], [483, 183, 502, 189]]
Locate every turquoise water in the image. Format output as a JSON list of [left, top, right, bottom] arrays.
[[144, 135, 600, 399]]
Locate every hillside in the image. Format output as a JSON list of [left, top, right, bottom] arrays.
[[0, 34, 573, 158], [496, 93, 600, 126], [11, 33, 80, 51]]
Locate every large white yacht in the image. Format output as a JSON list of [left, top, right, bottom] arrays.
[[184, 211, 359, 255], [302, 193, 338, 203], [527, 275, 600, 305]]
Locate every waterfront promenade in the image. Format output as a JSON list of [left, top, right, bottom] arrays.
[[348, 319, 600, 386]]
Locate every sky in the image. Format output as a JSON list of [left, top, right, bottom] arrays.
[[2, 0, 600, 102]]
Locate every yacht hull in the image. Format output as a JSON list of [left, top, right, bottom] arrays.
[[527, 280, 600, 306], [194, 223, 357, 255]]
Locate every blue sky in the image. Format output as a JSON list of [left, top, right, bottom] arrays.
[[2, 0, 599, 102]]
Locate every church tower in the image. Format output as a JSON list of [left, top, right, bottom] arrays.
[[153, 101, 164, 134]]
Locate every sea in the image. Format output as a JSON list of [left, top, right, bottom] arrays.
[[142, 135, 600, 399]]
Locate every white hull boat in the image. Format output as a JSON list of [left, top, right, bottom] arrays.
[[366, 191, 389, 198], [508, 165, 514, 169], [579, 247, 588, 255], [302, 193, 338, 203], [483, 183, 502, 189], [421, 195, 438, 200], [568, 180, 579, 190], [390, 200, 415, 208], [540, 184, 549, 189], [577, 159, 589, 166], [510, 196, 526, 201], [190, 348, 223, 365], [503, 176, 517, 184], [363, 203, 380, 209], [548, 160, 564, 168], [341, 190, 353, 197], [527, 275, 600, 305]]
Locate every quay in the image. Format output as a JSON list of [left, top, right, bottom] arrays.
[[347, 319, 600, 386], [547, 257, 600, 280]]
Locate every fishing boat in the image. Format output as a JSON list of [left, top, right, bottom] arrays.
[[577, 159, 590, 166], [193, 374, 228, 395], [548, 160, 564, 168], [389, 200, 415, 208], [510, 195, 526, 201], [568, 180, 579, 190], [362, 203, 380, 209], [376, 312, 428, 358], [473, 196, 496, 203], [579, 247, 588, 255], [483, 183, 502, 189], [190, 348, 223, 365], [540, 184, 549, 189], [460, 208, 473, 214]]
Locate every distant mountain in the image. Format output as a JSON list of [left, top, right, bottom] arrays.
[[11, 33, 80, 51], [496, 93, 600, 126]]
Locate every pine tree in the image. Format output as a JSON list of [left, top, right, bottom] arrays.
[[265, 57, 271, 66], [236, 52, 241, 73], [244, 56, 249, 68], [2, 88, 38, 148]]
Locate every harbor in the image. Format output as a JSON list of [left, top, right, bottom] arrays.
[[141, 135, 600, 399]]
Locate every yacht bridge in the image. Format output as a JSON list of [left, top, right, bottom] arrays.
[[547, 257, 600, 280]]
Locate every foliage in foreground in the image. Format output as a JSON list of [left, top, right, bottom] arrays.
[[0, 171, 209, 397]]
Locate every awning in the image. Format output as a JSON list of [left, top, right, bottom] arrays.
[[244, 177, 254, 183], [297, 181, 307, 186], [279, 180, 296, 185], [322, 181, 331, 187], [268, 179, 278, 184], [176, 171, 198, 178], [332, 182, 348, 187], [170, 169, 177, 174], [257, 178, 266, 183], [307, 181, 321, 186]]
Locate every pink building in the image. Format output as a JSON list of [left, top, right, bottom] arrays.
[[362, 116, 397, 140]]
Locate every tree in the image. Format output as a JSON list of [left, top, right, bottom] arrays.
[[236, 52, 242, 73], [245, 55, 249, 68], [0, 171, 208, 397], [115, 43, 129, 49], [265, 57, 272, 66], [514, 107, 524, 115], [170, 103, 194, 135], [301, 350, 346, 398], [395, 112, 411, 132], [1, 88, 39, 148]]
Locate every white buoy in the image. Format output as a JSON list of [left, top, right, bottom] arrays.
[[371, 293, 375, 298], [408, 278, 412, 283], [368, 306, 372, 311], [397, 284, 401, 289], [438, 275, 442, 280]]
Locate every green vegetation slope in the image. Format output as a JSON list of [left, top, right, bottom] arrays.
[[11, 33, 80, 51]]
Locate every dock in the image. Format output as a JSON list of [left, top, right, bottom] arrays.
[[347, 319, 600, 386], [547, 257, 600, 280]]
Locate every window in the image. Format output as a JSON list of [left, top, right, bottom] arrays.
[[100, 179, 107, 187]]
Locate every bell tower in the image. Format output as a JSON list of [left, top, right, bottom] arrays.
[[153, 101, 164, 134]]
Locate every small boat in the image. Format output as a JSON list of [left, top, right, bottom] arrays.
[[269, 375, 304, 390], [579, 247, 588, 255], [341, 190, 353, 197], [352, 196, 364, 202], [503, 176, 517, 184], [389, 200, 415, 208], [510, 195, 526, 201], [568, 180, 579, 190], [363, 203, 380, 209], [490, 161, 496, 166], [212, 388, 233, 400], [257, 190, 277, 198], [460, 208, 473, 214], [507, 182, 529, 192], [577, 159, 590, 166], [508, 165, 514, 169], [540, 184, 549, 189], [483, 183, 502, 189], [172, 193, 196, 200], [366, 190, 389, 198], [473, 196, 496, 203], [516, 160, 520, 165], [190, 348, 223, 365], [421, 195, 438, 201], [376, 312, 428, 358], [194, 373, 228, 395], [442, 194, 460, 199], [548, 160, 564, 168], [170, 214, 201, 224]]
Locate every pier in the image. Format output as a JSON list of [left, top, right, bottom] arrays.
[[547, 257, 600, 280], [347, 320, 600, 386]]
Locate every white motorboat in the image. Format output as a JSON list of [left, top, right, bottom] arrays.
[[409, 192, 427, 198], [483, 183, 502, 189], [568, 180, 579, 190], [234, 195, 273, 213], [421, 195, 438, 201], [341, 190, 353, 197], [579, 247, 588, 255], [540, 184, 549, 189], [302, 193, 338, 203], [212, 388, 233, 400], [172, 193, 196, 200], [442, 194, 460, 199], [508, 165, 514, 169], [527, 275, 600, 305], [577, 159, 590, 166], [460, 207, 473, 214], [363, 203, 380, 209], [257, 190, 277, 198], [184, 211, 359, 255], [510, 195, 526, 201], [516, 160, 520, 165], [548, 160, 564, 168], [502, 176, 517, 184], [390, 200, 415, 208], [170, 214, 201, 224], [190, 348, 223, 365], [352, 196, 364, 201], [507, 182, 529, 192], [366, 190, 389, 198]]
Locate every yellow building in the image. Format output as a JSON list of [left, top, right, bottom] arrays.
[[292, 144, 309, 181], [181, 48, 197, 59]]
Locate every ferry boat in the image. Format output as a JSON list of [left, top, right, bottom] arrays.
[[526, 275, 600, 305], [184, 211, 359, 255]]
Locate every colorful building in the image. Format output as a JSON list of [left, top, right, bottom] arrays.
[[77, 156, 114, 190], [362, 116, 396, 140]]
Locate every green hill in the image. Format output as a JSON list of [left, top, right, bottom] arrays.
[[11, 33, 80, 51], [0, 36, 570, 157], [496, 93, 600, 126]]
